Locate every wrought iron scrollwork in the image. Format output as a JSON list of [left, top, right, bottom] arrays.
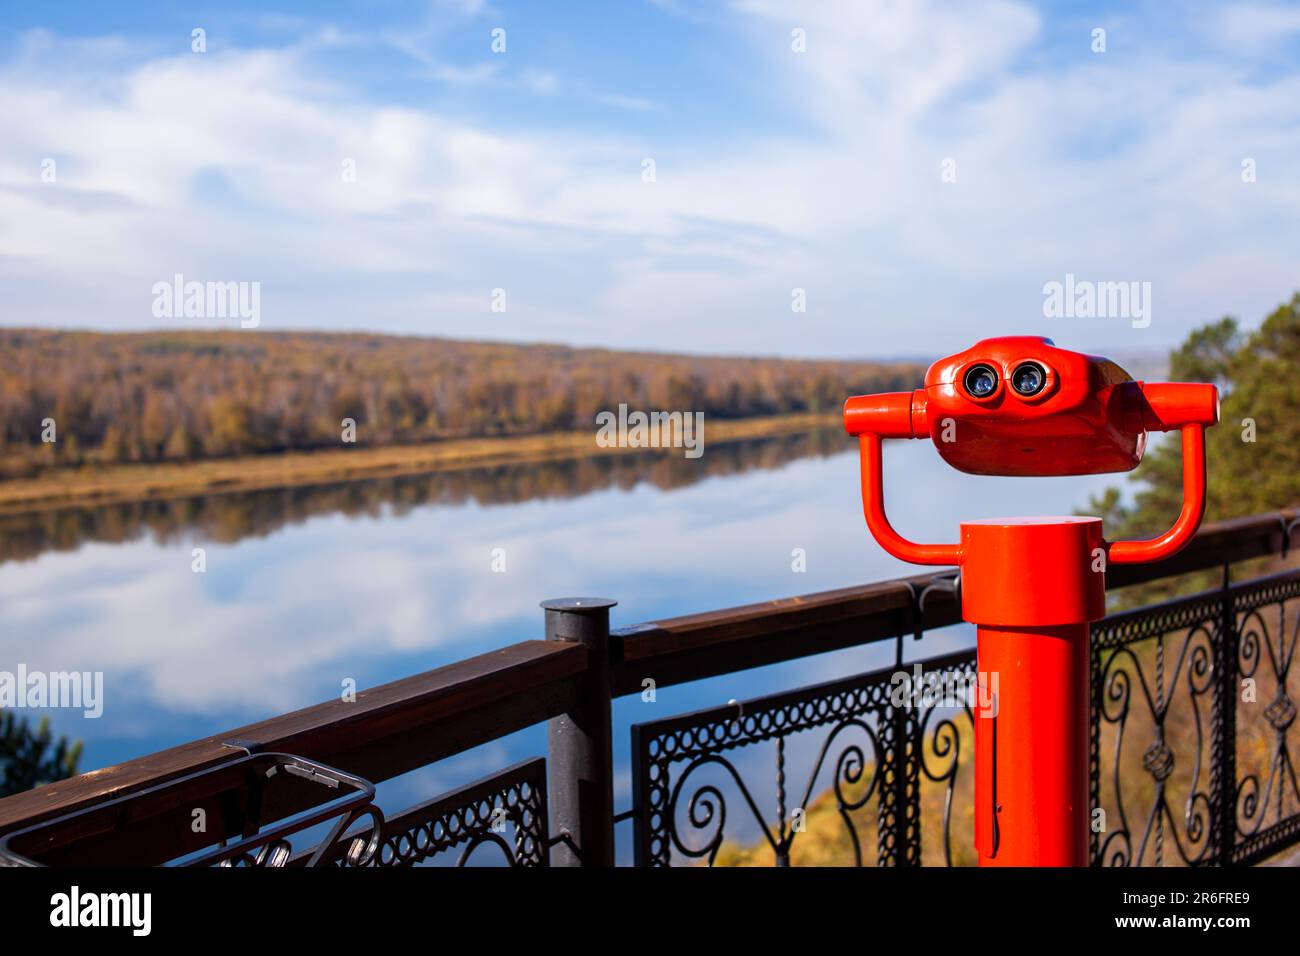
[[1228, 574, 1300, 863], [309, 758, 549, 867], [1092, 566, 1300, 866], [632, 651, 977, 867], [917, 701, 973, 868]]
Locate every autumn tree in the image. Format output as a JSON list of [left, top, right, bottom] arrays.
[[0, 329, 923, 476]]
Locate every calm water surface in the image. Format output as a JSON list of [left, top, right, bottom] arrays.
[[0, 430, 1122, 859]]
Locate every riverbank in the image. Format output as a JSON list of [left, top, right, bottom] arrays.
[[0, 412, 842, 516]]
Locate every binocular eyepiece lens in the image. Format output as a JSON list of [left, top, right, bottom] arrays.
[[963, 364, 999, 399], [1011, 362, 1046, 396]]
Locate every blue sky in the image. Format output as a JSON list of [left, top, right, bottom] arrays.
[[1, 0, 1298, 358]]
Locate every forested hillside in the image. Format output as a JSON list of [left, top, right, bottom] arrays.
[[0, 330, 920, 479]]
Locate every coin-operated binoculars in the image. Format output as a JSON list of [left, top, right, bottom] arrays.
[[844, 336, 1219, 866]]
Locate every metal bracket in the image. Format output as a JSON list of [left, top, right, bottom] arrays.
[[907, 572, 962, 642], [1281, 516, 1300, 560], [220, 738, 266, 755]]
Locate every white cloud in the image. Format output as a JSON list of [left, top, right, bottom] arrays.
[[1206, 1, 1300, 54], [733, 0, 1041, 123], [1, 2, 1298, 355]]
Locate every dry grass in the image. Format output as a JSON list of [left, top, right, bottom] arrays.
[[0, 412, 839, 516]]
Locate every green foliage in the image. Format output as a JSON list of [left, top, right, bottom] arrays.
[[0, 710, 83, 797], [1089, 293, 1300, 537], [0, 330, 922, 477], [1168, 316, 1240, 385]]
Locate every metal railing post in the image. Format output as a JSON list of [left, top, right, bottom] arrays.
[[1214, 563, 1238, 866], [543, 597, 617, 866], [885, 702, 921, 865]]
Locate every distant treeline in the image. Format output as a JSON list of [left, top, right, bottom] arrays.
[[0, 330, 920, 478]]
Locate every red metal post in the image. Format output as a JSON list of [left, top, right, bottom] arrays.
[[962, 518, 1104, 866]]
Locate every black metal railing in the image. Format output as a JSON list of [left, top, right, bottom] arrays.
[[301, 758, 550, 868], [629, 564, 1300, 867], [1090, 565, 1300, 867], [630, 649, 978, 866], [1, 510, 1297, 867]]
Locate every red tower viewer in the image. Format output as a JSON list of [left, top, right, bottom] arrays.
[[844, 336, 1218, 866]]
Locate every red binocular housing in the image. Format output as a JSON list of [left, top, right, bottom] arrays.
[[844, 336, 1218, 476], [843, 336, 1219, 566]]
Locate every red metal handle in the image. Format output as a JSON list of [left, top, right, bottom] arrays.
[[1105, 423, 1207, 565], [845, 391, 959, 565], [858, 433, 962, 566], [843, 391, 928, 439], [1139, 382, 1219, 432]]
